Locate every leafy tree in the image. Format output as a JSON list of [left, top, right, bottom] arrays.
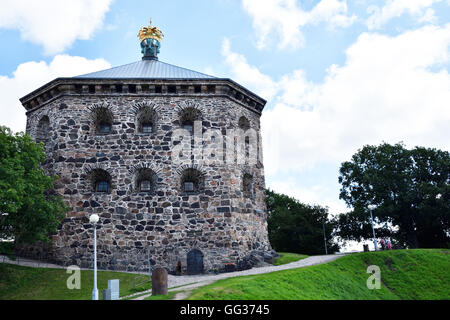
[[0, 126, 67, 247], [337, 142, 450, 249], [266, 189, 340, 255]]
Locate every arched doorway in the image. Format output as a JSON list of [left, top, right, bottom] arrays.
[[187, 249, 204, 275]]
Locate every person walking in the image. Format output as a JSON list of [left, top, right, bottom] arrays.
[[380, 238, 385, 250], [386, 239, 392, 250]]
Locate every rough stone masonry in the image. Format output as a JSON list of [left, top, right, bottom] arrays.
[[16, 22, 277, 274]]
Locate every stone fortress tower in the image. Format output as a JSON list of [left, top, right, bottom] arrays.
[[19, 20, 276, 274]]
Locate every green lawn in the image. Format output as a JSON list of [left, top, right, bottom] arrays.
[[0, 263, 151, 300], [187, 249, 450, 300], [273, 252, 308, 266]]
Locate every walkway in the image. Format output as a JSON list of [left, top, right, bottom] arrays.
[[131, 253, 346, 300]]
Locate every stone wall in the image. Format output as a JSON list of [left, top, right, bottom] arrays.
[[21, 91, 274, 273]]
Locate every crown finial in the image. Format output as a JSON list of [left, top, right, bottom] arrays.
[[138, 18, 164, 42], [138, 19, 164, 60]]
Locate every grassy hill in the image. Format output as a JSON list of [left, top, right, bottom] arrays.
[[273, 252, 308, 266], [187, 249, 450, 300], [1, 249, 448, 300], [0, 263, 151, 300]]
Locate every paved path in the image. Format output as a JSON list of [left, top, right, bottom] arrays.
[[131, 254, 346, 300]]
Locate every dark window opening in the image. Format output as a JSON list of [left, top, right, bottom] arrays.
[[179, 107, 201, 135], [99, 123, 111, 134], [142, 123, 153, 134], [116, 84, 123, 93], [168, 85, 176, 93], [89, 85, 95, 94], [137, 106, 156, 134], [180, 168, 203, 193], [88, 169, 112, 193], [92, 106, 113, 135], [140, 180, 152, 192], [155, 85, 162, 93], [135, 168, 157, 193], [207, 85, 215, 93], [184, 181, 194, 192], [75, 84, 82, 94], [129, 84, 136, 93], [194, 85, 201, 93]]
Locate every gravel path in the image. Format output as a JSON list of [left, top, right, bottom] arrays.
[[132, 253, 346, 300]]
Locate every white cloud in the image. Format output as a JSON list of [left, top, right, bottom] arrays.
[[221, 38, 279, 100], [264, 24, 450, 173], [366, 0, 441, 30], [242, 0, 356, 50], [0, 55, 111, 133], [223, 24, 450, 213], [0, 0, 113, 54]]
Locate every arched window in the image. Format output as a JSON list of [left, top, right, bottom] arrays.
[[91, 107, 113, 135], [135, 168, 157, 193], [238, 116, 250, 131], [180, 107, 201, 135], [180, 168, 203, 193], [137, 106, 156, 134], [87, 169, 112, 193], [243, 173, 254, 198], [36, 115, 50, 143]]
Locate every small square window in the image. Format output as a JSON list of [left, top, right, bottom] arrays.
[[96, 181, 109, 193], [184, 181, 194, 192], [140, 180, 152, 192], [183, 123, 193, 134], [99, 123, 111, 134], [142, 123, 153, 134]]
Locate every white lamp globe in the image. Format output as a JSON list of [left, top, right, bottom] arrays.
[[367, 204, 377, 210], [89, 214, 99, 224]]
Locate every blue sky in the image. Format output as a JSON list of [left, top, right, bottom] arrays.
[[1, 1, 450, 250]]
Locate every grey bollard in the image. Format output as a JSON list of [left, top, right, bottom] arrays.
[[103, 288, 112, 300], [152, 267, 168, 295]]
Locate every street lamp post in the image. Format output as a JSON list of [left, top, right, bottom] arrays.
[[367, 204, 378, 251], [322, 220, 328, 255], [89, 214, 99, 300]]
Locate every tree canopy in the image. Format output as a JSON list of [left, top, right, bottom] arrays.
[[266, 189, 340, 255], [0, 127, 66, 245], [336, 142, 449, 249]]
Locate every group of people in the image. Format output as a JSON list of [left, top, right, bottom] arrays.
[[380, 238, 392, 250]]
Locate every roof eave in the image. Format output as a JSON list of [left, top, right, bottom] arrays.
[[20, 77, 267, 114]]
